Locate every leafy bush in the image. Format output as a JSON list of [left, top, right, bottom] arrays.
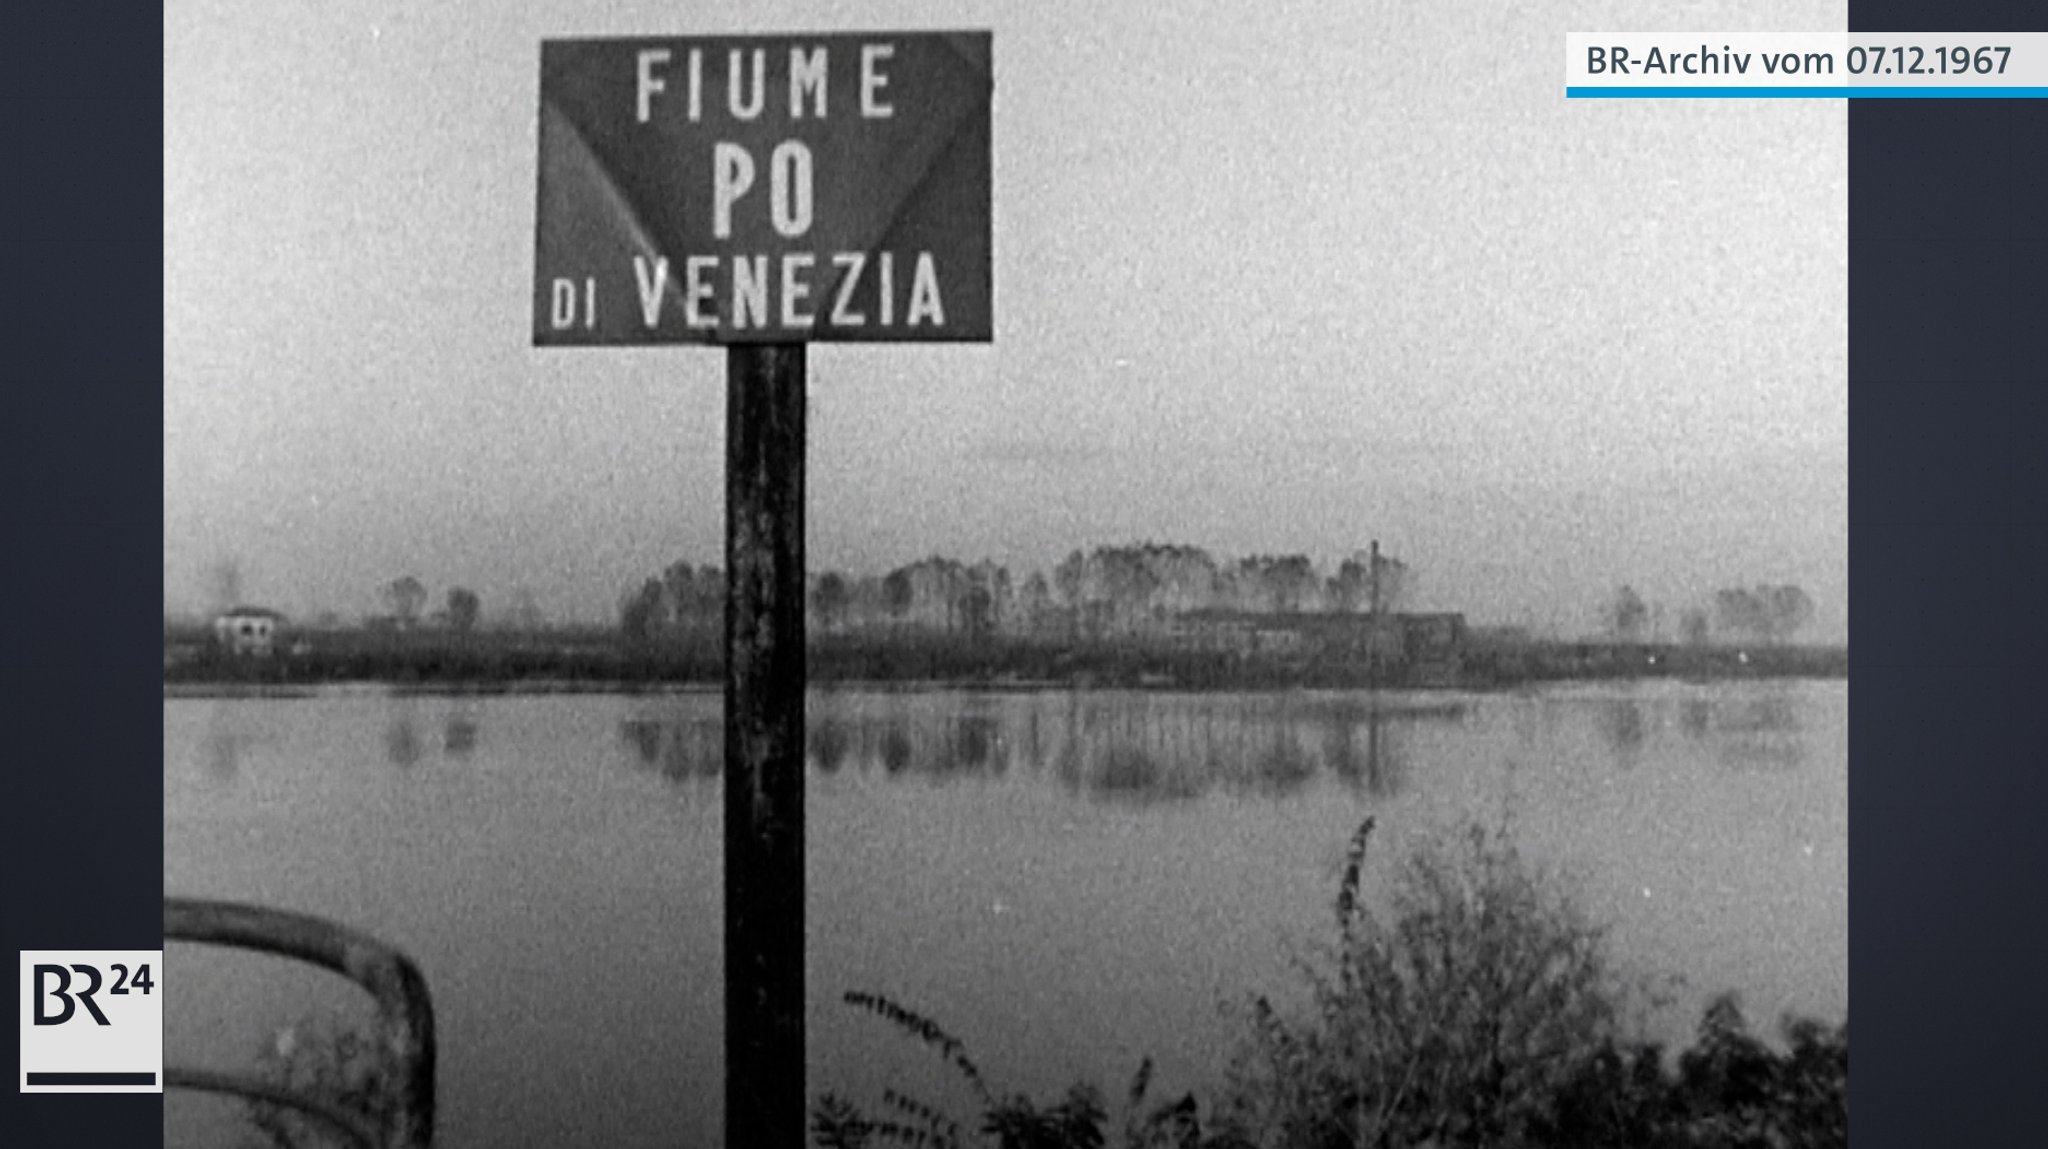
[[1532, 993, 1847, 1149], [814, 992, 1229, 1149], [1213, 817, 1634, 1148], [818, 816, 1846, 1149]]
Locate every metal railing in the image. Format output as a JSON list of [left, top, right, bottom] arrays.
[[165, 898, 436, 1149]]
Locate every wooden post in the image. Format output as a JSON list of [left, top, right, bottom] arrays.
[[724, 343, 807, 1149]]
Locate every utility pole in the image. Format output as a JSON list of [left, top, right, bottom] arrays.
[[1367, 539, 1381, 690], [1368, 539, 1382, 618]]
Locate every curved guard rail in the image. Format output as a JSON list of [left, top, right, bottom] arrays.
[[164, 898, 436, 1149], [165, 1065, 384, 1149]]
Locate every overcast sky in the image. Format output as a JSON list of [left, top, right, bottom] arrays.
[[165, 0, 1848, 637]]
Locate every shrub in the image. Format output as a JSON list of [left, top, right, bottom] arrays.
[[1212, 816, 1633, 1149], [1529, 993, 1848, 1149], [813, 993, 1227, 1149], [817, 817, 1845, 1149]]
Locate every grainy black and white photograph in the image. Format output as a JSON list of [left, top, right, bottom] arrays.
[[165, 2, 1848, 1147]]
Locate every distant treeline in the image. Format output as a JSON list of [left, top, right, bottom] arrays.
[[185, 543, 1831, 664], [163, 624, 1846, 690]]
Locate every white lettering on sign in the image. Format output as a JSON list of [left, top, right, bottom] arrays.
[[790, 48, 827, 118], [636, 49, 670, 123], [782, 253, 815, 327], [550, 278, 597, 330], [878, 253, 893, 326], [830, 253, 865, 325], [908, 253, 943, 327], [734, 256, 769, 329], [632, 44, 897, 123], [685, 256, 717, 328], [729, 48, 766, 120], [768, 141, 813, 237], [689, 48, 703, 121], [640, 42, 911, 320], [551, 278, 576, 329], [714, 141, 816, 240], [633, 256, 668, 326], [625, 250, 946, 333], [713, 142, 755, 239], [861, 44, 894, 117]]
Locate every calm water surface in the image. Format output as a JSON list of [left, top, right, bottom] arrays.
[[164, 681, 1846, 1148]]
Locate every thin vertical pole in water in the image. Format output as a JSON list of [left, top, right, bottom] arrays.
[[1367, 538, 1382, 690], [724, 342, 807, 1149]]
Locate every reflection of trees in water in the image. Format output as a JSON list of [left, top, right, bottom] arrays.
[[1680, 699, 1713, 740], [811, 718, 850, 774], [1666, 689, 1808, 771], [384, 714, 422, 767], [1719, 694, 1802, 735], [1313, 699, 1410, 798], [615, 694, 1463, 801], [953, 716, 1000, 772], [1584, 691, 1812, 771], [1041, 694, 1451, 805], [618, 715, 721, 782], [1594, 698, 1647, 765], [1320, 706, 1362, 787], [878, 723, 913, 774], [663, 718, 721, 780], [443, 705, 480, 759], [371, 699, 482, 768], [622, 718, 664, 765], [1096, 746, 1173, 800], [1672, 692, 1803, 741], [1053, 720, 1086, 793], [1251, 730, 1317, 797], [1023, 710, 1045, 775], [1717, 692, 1807, 772], [806, 705, 1015, 782]]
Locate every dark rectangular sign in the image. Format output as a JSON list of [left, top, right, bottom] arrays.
[[534, 32, 992, 345]]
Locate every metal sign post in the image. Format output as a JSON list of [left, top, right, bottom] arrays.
[[533, 33, 989, 1147], [723, 342, 807, 1147]]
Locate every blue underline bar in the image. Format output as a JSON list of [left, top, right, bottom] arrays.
[[1568, 86, 2048, 98]]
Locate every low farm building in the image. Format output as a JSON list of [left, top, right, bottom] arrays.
[[212, 607, 287, 657]]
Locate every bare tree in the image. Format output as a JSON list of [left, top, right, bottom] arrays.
[[812, 571, 849, 633], [1680, 608, 1712, 646], [382, 576, 427, 627], [619, 578, 666, 642], [1017, 571, 1054, 635], [445, 587, 481, 634], [1603, 585, 1650, 642], [1760, 584, 1815, 642], [882, 569, 914, 621], [663, 561, 698, 630], [1714, 584, 1815, 644]]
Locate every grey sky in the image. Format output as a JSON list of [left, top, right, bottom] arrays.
[[166, 0, 1847, 637]]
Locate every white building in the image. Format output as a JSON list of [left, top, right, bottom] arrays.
[[212, 607, 286, 657]]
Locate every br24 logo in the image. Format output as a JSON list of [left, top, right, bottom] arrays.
[[32, 961, 154, 1026]]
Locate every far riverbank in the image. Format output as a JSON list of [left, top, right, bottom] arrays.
[[164, 629, 1845, 693]]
